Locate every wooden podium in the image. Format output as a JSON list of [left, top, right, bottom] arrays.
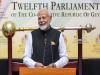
[[19, 67, 76, 75]]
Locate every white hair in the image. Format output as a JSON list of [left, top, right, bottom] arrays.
[[37, 9, 52, 17]]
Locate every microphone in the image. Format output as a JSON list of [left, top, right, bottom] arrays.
[[50, 41, 54, 63], [43, 33, 54, 66], [43, 33, 47, 65]]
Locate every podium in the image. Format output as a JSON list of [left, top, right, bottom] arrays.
[[3, 26, 95, 75], [19, 67, 76, 75]]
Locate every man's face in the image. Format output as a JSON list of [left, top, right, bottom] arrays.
[[38, 12, 51, 30]]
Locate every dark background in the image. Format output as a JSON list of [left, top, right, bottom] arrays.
[[0, 59, 100, 75]]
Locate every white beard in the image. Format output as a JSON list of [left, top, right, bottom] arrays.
[[39, 25, 48, 30]]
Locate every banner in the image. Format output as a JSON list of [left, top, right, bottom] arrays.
[[0, 0, 100, 59]]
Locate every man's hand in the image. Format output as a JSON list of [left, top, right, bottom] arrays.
[[47, 63, 56, 68], [35, 62, 44, 67]]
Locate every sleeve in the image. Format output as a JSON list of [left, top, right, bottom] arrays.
[[23, 33, 36, 68], [54, 33, 69, 68]]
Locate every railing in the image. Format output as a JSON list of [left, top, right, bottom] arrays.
[[0, 26, 96, 75]]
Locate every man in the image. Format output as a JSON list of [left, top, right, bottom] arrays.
[[23, 9, 68, 68]]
